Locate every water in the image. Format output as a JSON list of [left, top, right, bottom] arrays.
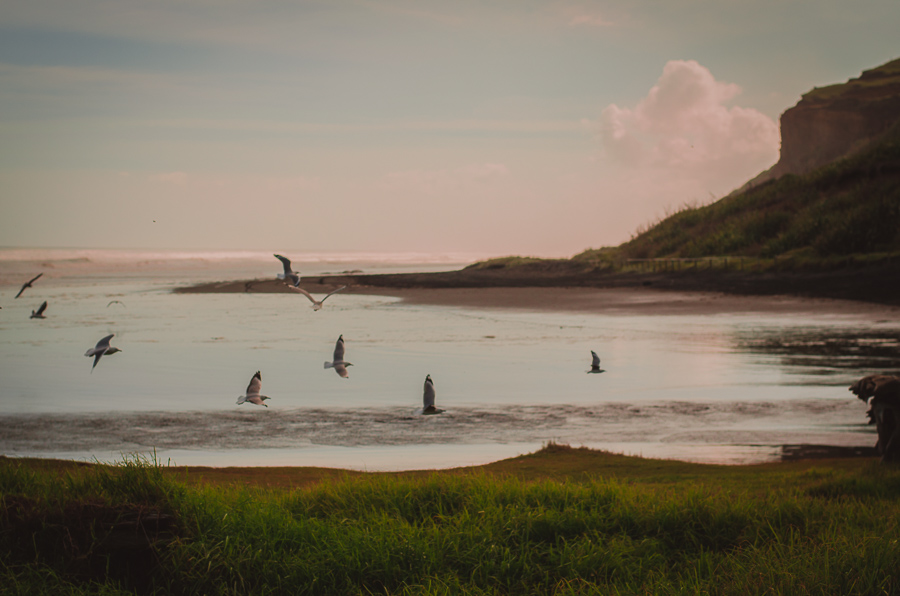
[[1, 249, 897, 469]]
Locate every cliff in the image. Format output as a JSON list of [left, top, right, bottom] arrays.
[[606, 57, 900, 262], [747, 57, 900, 186]]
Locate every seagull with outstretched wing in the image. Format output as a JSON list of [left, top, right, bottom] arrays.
[[237, 371, 271, 406], [290, 285, 347, 311], [324, 334, 353, 378], [30, 301, 48, 319], [15, 273, 43, 299], [84, 334, 121, 372], [588, 350, 603, 373], [274, 254, 301, 287]]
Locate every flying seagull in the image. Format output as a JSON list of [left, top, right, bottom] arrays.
[[588, 350, 604, 373], [30, 301, 48, 319], [324, 334, 352, 378], [84, 334, 121, 372], [237, 371, 271, 407], [422, 374, 444, 414], [107, 300, 126, 308], [289, 285, 347, 311], [274, 254, 301, 287], [15, 273, 43, 299]]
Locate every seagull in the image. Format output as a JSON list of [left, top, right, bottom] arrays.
[[289, 285, 347, 311], [588, 350, 604, 374], [236, 371, 271, 407], [15, 273, 43, 299], [30, 301, 48, 319], [84, 334, 122, 372], [107, 300, 126, 308], [324, 334, 352, 378], [422, 374, 444, 414], [274, 254, 301, 287]]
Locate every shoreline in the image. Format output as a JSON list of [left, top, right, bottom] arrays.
[[0, 443, 881, 487], [174, 276, 900, 318]]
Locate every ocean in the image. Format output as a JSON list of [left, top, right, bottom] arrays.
[[0, 248, 895, 470]]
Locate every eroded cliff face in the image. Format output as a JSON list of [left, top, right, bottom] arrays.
[[752, 58, 900, 184]]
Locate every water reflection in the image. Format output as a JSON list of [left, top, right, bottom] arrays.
[[735, 327, 900, 380]]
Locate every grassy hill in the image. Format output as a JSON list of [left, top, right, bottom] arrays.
[[601, 123, 900, 262]]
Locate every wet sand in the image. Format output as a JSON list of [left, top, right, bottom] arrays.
[[177, 277, 900, 318], [350, 286, 900, 317]]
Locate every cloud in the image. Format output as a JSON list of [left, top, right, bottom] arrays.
[[596, 60, 779, 184]]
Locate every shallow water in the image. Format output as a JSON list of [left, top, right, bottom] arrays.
[[0, 250, 897, 469]]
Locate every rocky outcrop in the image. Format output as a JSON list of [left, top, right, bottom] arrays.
[[746, 58, 900, 186]]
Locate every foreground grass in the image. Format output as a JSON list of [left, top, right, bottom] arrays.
[[2, 447, 900, 595]]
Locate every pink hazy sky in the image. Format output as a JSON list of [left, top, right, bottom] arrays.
[[1, 0, 898, 257]]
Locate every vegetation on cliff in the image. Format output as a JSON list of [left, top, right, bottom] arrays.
[[803, 57, 900, 104], [606, 122, 900, 261]]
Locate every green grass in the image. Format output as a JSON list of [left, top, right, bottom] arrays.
[[3, 448, 900, 594], [463, 256, 565, 270], [607, 123, 900, 262]]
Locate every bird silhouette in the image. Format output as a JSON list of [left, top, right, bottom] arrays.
[[15, 273, 43, 299], [30, 301, 47, 319]]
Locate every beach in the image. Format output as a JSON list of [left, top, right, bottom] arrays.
[[314, 283, 900, 318], [177, 260, 900, 316], [3, 251, 897, 469]]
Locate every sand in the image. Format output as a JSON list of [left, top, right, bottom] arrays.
[[178, 276, 900, 318], [349, 285, 900, 317]]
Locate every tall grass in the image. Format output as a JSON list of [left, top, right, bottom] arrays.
[[2, 454, 900, 594]]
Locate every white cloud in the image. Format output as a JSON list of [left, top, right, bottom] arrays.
[[596, 60, 779, 184]]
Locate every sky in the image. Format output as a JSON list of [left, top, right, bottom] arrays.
[[1, 1, 898, 257]]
